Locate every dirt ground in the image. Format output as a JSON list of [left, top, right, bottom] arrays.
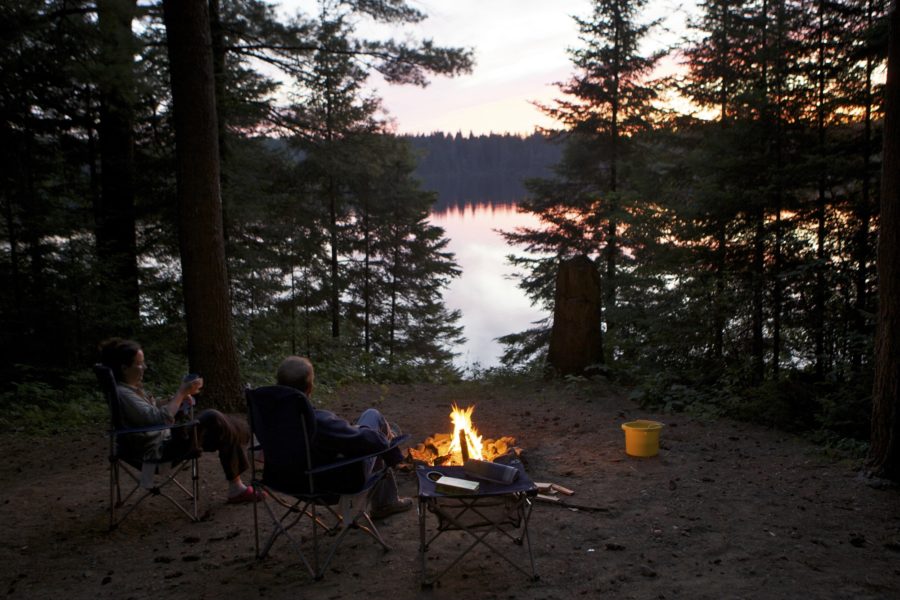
[[2, 379, 899, 600]]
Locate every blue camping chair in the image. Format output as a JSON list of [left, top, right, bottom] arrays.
[[245, 385, 410, 580], [93, 364, 200, 530]]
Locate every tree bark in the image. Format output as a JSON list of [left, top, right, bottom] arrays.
[[853, 0, 878, 373], [868, 0, 900, 480], [548, 255, 605, 377], [162, 0, 243, 412], [751, 211, 766, 384], [813, 0, 827, 378], [95, 0, 140, 333]]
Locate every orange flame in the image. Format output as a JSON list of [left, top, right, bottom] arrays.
[[448, 403, 484, 462], [407, 403, 517, 466]]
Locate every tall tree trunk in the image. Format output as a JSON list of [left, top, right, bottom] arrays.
[[772, 206, 782, 379], [751, 0, 770, 384], [208, 0, 233, 280], [289, 261, 296, 355], [713, 226, 726, 360], [853, 0, 877, 373], [751, 211, 766, 383], [714, 4, 730, 363], [771, 0, 785, 380], [363, 197, 371, 358], [162, 0, 243, 412], [814, 0, 827, 378], [208, 0, 228, 166], [868, 0, 900, 481], [1, 183, 22, 357], [96, 0, 140, 333], [388, 233, 400, 366], [603, 18, 621, 363], [770, 82, 782, 381], [328, 176, 340, 338]]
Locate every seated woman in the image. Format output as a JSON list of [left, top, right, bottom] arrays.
[[99, 337, 263, 504]]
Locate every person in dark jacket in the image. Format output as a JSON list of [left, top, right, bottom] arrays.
[[276, 356, 412, 519]]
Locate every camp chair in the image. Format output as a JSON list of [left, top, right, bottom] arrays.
[[416, 459, 538, 588], [245, 385, 410, 581], [93, 364, 200, 530]]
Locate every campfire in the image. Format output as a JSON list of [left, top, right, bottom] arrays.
[[409, 403, 519, 466]]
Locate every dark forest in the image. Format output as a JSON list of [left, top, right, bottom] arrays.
[[0, 0, 898, 478]]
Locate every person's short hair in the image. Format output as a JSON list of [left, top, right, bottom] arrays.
[[277, 356, 315, 393], [99, 337, 142, 382]]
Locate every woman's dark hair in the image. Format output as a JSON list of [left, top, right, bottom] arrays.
[[99, 338, 142, 382]]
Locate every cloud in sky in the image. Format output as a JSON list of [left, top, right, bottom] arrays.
[[280, 0, 693, 135], [368, 0, 587, 135]]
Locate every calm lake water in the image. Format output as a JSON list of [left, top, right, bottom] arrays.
[[428, 202, 547, 371]]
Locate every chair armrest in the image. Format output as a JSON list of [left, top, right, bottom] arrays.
[[110, 419, 198, 436], [308, 433, 410, 475]]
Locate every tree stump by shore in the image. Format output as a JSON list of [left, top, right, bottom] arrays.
[[547, 254, 604, 376]]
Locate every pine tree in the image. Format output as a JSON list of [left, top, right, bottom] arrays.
[[504, 0, 663, 366], [343, 134, 464, 377]]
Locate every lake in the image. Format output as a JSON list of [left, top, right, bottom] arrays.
[[428, 202, 547, 371]]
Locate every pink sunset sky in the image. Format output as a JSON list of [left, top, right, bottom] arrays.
[[281, 0, 693, 136]]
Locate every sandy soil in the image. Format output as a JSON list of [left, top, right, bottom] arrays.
[[2, 379, 899, 600]]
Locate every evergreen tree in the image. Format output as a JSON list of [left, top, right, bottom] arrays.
[[503, 0, 664, 366], [0, 1, 102, 377], [343, 133, 464, 378]]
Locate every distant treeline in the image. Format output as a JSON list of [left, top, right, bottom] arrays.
[[404, 133, 563, 210]]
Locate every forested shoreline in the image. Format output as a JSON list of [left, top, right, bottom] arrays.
[[498, 0, 893, 458], [0, 0, 897, 473], [406, 132, 562, 209]]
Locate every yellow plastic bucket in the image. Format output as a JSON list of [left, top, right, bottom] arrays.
[[621, 420, 664, 457]]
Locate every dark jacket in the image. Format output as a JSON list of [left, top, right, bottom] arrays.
[[311, 409, 395, 465]]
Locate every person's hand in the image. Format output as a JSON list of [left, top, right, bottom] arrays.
[[179, 376, 203, 396], [190, 376, 203, 395]]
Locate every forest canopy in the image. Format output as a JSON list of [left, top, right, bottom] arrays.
[[497, 0, 890, 447], [0, 0, 894, 461]]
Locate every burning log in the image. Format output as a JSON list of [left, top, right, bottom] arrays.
[[409, 403, 521, 466]]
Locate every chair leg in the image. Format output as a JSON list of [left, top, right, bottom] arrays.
[[419, 498, 430, 589], [109, 460, 117, 531], [338, 492, 391, 550], [252, 489, 395, 582], [253, 485, 260, 559], [358, 512, 391, 550], [107, 458, 200, 529], [154, 463, 201, 522], [191, 456, 199, 521], [256, 496, 317, 579], [310, 503, 321, 579]]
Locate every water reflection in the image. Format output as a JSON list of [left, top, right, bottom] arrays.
[[429, 202, 547, 370]]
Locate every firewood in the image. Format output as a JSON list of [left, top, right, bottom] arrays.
[[534, 482, 554, 493], [551, 483, 575, 496], [536, 493, 561, 503]]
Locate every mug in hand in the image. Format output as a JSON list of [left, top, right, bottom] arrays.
[[181, 373, 201, 414]]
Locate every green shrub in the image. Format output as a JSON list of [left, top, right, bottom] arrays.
[[0, 389, 105, 435]]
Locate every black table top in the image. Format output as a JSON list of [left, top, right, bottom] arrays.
[[415, 459, 537, 498]]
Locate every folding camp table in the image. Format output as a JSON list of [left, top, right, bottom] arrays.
[[416, 459, 538, 588]]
